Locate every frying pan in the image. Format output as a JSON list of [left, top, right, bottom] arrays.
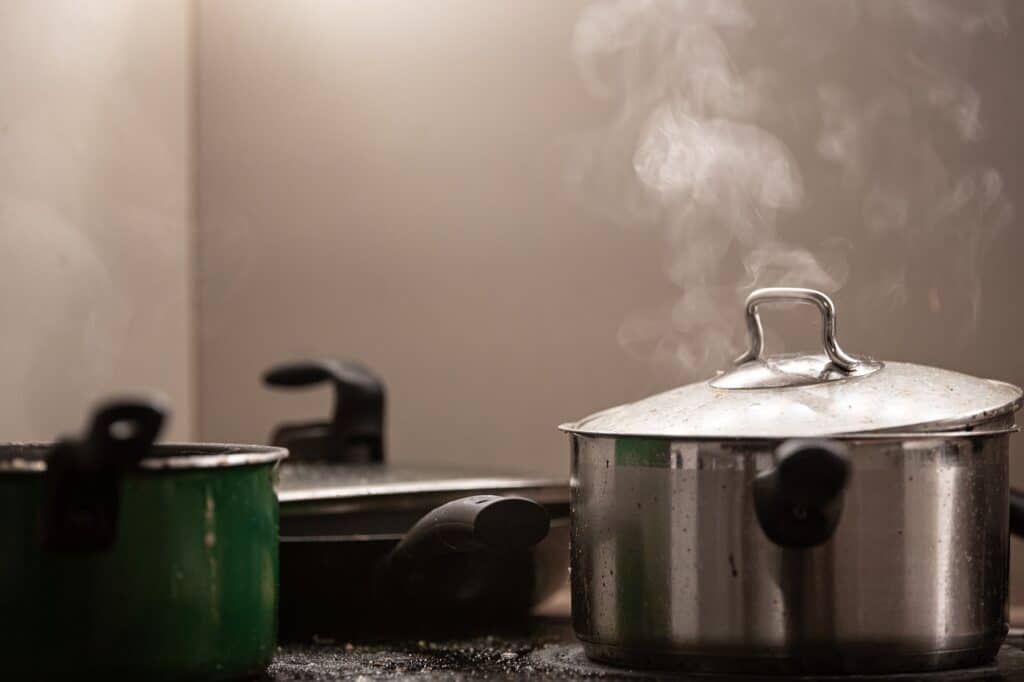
[[266, 359, 570, 641]]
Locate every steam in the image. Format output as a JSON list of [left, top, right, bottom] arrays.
[[569, 0, 1012, 376]]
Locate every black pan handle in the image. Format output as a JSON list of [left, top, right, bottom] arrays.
[[264, 359, 380, 392], [387, 495, 550, 568], [373, 496, 551, 618], [43, 397, 166, 552], [754, 439, 850, 549], [1010, 489, 1024, 538], [263, 359, 385, 463]]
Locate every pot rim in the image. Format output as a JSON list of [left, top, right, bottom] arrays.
[[279, 476, 570, 506], [0, 442, 288, 474], [557, 425, 1019, 442]]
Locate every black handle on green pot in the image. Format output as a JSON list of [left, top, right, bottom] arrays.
[[263, 359, 385, 463], [1009, 489, 1024, 538], [754, 439, 850, 549], [387, 495, 550, 569], [43, 398, 166, 552], [85, 400, 165, 465]]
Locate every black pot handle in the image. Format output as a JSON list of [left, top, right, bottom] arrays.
[[85, 400, 166, 464], [263, 359, 385, 463], [43, 398, 166, 552], [386, 495, 550, 570], [1010, 489, 1024, 538], [754, 439, 850, 549]]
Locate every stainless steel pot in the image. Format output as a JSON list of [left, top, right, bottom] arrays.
[[560, 288, 1024, 675]]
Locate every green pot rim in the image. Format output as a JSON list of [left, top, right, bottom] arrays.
[[0, 442, 287, 474]]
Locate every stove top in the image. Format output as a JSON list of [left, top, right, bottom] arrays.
[[268, 621, 1024, 681], [268, 620, 570, 680]]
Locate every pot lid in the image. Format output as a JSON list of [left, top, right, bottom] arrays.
[[276, 462, 570, 537], [277, 462, 568, 506], [561, 288, 1023, 439]]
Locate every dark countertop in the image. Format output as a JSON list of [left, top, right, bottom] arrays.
[[267, 622, 1024, 681]]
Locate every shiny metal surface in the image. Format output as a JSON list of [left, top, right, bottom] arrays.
[[733, 287, 877, 376], [711, 352, 883, 390], [569, 432, 1011, 673], [277, 462, 566, 505]]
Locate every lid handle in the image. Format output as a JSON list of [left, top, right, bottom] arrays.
[[735, 288, 860, 372]]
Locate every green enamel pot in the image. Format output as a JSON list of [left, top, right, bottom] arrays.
[[0, 400, 287, 681]]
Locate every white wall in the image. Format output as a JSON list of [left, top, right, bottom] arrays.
[[0, 2, 195, 440], [196, 0, 673, 474]]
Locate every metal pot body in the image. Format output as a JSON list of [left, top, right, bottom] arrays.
[[0, 444, 284, 681], [569, 432, 1010, 675]]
